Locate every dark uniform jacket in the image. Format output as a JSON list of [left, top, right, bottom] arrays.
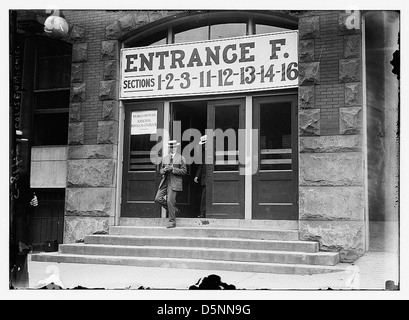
[[158, 153, 187, 191], [195, 164, 207, 186]]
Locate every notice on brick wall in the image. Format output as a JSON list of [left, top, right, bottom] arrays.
[[131, 110, 157, 135]]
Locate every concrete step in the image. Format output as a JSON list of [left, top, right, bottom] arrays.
[[31, 253, 346, 275], [109, 226, 300, 241], [85, 234, 319, 253], [119, 218, 299, 230], [59, 243, 339, 266]]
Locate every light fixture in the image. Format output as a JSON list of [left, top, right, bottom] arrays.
[[44, 9, 69, 37]]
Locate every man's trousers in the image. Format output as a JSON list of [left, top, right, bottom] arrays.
[[155, 177, 178, 224]]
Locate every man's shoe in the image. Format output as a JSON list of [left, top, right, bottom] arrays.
[[166, 223, 176, 228], [197, 214, 206, 218]]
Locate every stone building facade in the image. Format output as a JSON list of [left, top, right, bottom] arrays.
[[11, 10, 399, 263]]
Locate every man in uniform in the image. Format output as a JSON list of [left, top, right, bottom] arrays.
[[155, 140, 187, 228]]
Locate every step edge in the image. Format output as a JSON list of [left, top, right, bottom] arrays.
[[30, 253, 345, 271], [110, 226, 300, 232], [86, 234, 317, 244], [59, 243, 337, 256]]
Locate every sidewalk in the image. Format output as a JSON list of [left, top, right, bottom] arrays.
[[18, 251, 399, 293]]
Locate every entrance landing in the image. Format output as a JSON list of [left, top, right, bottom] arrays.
[[119, 218, 299, 230]]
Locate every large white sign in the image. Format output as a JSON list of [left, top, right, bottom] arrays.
[[120, 31, 298, 99], [131, 110, 157, 135]]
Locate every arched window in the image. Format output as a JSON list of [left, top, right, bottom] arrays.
[[123, 11, 297, 47]]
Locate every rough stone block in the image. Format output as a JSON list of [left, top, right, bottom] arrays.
[[299, 109, 320, 136], [99, 80, 117, 101], [64, 216, 113, 244], [344, 35, 361, 58], [149, 10, 175, 22], [72, 43, 88, 62], [68, 145, 117, 160], [299, 220, 365, 262], [106, 11, 180, 40], [68, 122, 84, 145], [299, 186, 364, 221], [345, 83, 362, 107], [299, 135, 362, 153], [97, 121, 118, 144], [339, 12, 361, 35], [117, 13, 144, 33], [69, 103, 81, 122], [339, 58, 361, 83], [71, 83, 86, 102], [299, 62, 320, 85], [71, 63, 83, 83], [67, 159, 116, 187], [101, 40, 119, 60], [299, 40, 315, 62], [65, 187, 115, 217], [102, 100, 119, 120], [299, 152, 363, 186], [69, 25, 86, 42], [299, 16, 320, 39], [105, 12, 151, 40], [340, 107, 362, 134], [105, 21, 122, 40], [299, 85, 315, 109], [103, 60, 118, 80]]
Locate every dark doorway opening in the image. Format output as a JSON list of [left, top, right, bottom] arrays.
[[172, 101, 207, 218], [29, 189, 65, 251]]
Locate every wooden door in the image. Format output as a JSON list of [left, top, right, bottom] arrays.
[[206, 99, 245, 219], [121, 101, 164, 217], [29, 189, 64, 251], [252, 95, 298, 220]]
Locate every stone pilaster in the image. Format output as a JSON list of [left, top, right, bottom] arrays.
[[298, 11, 365, 262], [64, 145, 117, 243]]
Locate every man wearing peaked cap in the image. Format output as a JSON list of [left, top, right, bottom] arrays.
[[194, 135, 207, 218], [155, 140, 187, 228]]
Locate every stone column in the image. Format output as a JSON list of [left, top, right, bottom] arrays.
[[298, 11, 366, 262], [64, 28, 120, 243]]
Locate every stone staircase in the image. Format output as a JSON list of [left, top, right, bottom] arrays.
[[30, 218, 346, 275]]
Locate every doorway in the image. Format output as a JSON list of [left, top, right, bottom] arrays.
[[172, 98, 246, 219], [172, 101, 207, 218], [252, 95, 299, 220]]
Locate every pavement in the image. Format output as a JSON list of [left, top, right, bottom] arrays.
[[5, 250, 405, 299]]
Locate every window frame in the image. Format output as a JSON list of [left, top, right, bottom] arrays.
[[32, 37, 72, 146], [123, 11, 297, 48]]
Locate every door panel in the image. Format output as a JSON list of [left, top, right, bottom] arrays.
[[29, 189, 64, 251], [252, 95, 298, 220], [121, 102, 164, 218], [206, 99, 245, 219]]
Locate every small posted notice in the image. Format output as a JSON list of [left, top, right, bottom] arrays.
[[131, 110, 157, 135]]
